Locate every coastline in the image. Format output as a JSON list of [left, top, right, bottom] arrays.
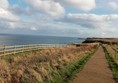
[[82, 38, 118, 44]]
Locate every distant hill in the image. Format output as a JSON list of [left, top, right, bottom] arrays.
[[83, 38, 118, 45]]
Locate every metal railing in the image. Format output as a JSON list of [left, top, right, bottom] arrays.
[[0, 44, 67, 56]]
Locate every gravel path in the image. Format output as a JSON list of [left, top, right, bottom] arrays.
[[72, 46, 116, 83]]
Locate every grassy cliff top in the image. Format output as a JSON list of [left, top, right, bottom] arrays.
[[83, 38, 118, 44]]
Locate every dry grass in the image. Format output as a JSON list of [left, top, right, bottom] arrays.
[[0, 43, 98, 83], [103, 44, 118, 82], [104, 44, 118, 64], [0, 60, 11, 83]]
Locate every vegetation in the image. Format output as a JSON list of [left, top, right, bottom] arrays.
[[103, 44, 118, 82], [83, 38, 118, 44], [104, 44, 118, 64], [51, 46, 98, 83], [0, 44, 98, 83]]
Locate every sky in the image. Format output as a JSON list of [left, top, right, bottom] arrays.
[[0, 0, 118, 37]]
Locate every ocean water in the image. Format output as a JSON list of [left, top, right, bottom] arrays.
[[0, 34, 84, 46]]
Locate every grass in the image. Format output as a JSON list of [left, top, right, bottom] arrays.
[[1, 49, 43, 65], [103, 46, 118, 83], [50, 46, 98, 83], [0, 44, 98, 83]]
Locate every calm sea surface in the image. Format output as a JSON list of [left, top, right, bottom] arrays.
[[0, 34, 84, 46]]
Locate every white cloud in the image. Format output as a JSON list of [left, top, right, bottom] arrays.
[[0, 0, 20, 21], [108, 2, 118, 10], [0, 0, 20, 30], [0, 0, 9, 9], [25, 0, 65, 17], [67, 13, 118, 22], [55, 0, 96, 11], [31, 27, 38, 31], [66, 0, 96, 11], [9, 22, 16, 29], [0, 8, 19, 21], [58, 13, 118, 37], [0, 0, 117, 37]]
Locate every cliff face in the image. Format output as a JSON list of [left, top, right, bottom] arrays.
[[83, 38, 118, 45]]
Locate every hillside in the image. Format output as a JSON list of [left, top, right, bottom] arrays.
[[83, 38, 118, 44]]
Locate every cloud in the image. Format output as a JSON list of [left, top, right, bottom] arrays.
[[10, 4, 39, 16], [0, 0, 9, 9], [54, 0, 96, 11], [0, 8, 20, 21], [56, 13, 118, 37], [66, 0, 96, 11], [0, 0, 20, 22], [25, 0, 65, 17], [60, 13, 118, 27], [31, 27, 38, 31], [108, 1, 118, 10], [0, 0, 118, 37]]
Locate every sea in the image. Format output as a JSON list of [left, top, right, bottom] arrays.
[[0, 34, 85, 46]]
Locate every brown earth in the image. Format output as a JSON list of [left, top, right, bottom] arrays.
[[72, 46, 116, 83]]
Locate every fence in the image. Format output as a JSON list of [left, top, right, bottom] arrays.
[[0, 44, 67, 56]]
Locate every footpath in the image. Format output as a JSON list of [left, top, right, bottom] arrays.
[[72, 46, 116, 83]]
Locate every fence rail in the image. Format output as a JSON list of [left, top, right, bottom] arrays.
[[0, 44, 67, 56]]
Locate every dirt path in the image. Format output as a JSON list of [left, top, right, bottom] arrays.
[[72, 46, 116, 83]]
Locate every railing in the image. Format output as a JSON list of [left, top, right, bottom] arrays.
[[0, 44, 67, 56]]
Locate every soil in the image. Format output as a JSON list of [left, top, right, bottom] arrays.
[[72, 46, 116, 83]]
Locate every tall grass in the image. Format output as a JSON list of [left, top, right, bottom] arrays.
[[0, 44, 98, 83], [51, 48, 98, 83], [103, 46, 118, 83]]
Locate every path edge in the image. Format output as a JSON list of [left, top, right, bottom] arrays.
[[103, 46, 118, 83]]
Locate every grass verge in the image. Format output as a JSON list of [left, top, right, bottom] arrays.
[[103, 46, 118, 83], [50, 46, 99, 83]]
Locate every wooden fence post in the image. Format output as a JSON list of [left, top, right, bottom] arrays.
[[28, 44, 30, 51], [37, 44, 39, 50], [3, 45, 6, 56], [14, 45, 16, 55], [22, 45, 24, 52]]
